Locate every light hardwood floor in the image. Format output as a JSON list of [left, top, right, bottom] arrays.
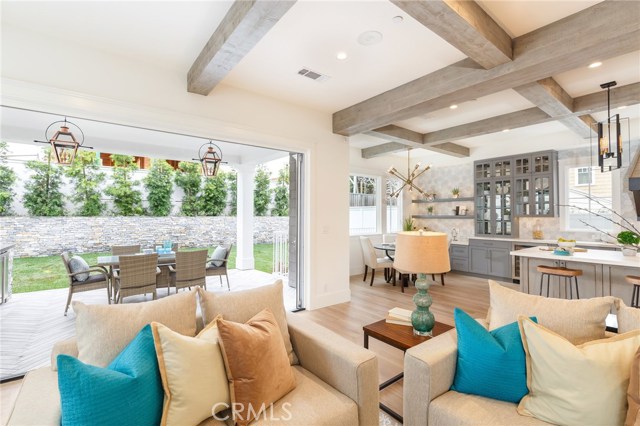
[[0, 272, 510, 424]]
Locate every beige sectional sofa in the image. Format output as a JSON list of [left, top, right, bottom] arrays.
[[403, 281, 628, 426], [8, 281, 379, 426]]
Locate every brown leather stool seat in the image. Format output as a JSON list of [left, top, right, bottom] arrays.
[[625, 275, 640, 308], [536, 265, 583, 299]]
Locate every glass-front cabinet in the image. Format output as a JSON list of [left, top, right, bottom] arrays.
[[474, 150, 556, 237]]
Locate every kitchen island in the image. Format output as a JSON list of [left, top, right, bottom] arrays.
[[511, 246, 639, 305]]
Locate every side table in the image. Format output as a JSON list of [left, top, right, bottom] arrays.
[[363, 319, 454, 422]]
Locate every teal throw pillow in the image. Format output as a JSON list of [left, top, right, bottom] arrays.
[[451, 308, 536, 403], [57, 324, 163, 426]]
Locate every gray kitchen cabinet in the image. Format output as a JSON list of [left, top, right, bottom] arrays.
[[449, 245, 469, 272], [512, 151, 558, 217], [473, 158, 515, 237], [468, 239, 512, 279]]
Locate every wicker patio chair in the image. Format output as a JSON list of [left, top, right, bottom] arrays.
[[206, 244, 232, 291], [61, 252, 110, 316], [113, 253, 160, 303], [168, 249, 208, 293], [111, 245, 141, 255]]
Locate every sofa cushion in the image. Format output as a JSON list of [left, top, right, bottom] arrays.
[[151, 320, 229, 426], [57, 325, 163, 426], [487, 280, 614, 345], [626, 347, 640, 426], [617, 299, 640, 333], [74, 290, 197, 367], [7, 367, 61, 426], [68, 256, 90, 282], [198, 281, 298, 364], [217, 309, 296, 426], [451, 308, 534, 403], [429, 390, 549, 426], [197, 366, 358, 426], [517, 317, 640, 426]]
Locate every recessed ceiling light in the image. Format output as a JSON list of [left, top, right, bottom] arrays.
[[502, 129, 510, 133], [336, 51, 348, 60], [357, 30, 383, 46], [589, 61, 602, 69], [449, 104, 458, 110], [392, 15, 404, 24]]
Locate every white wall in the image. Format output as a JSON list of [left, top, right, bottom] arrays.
[[1, 24, 350, 310]]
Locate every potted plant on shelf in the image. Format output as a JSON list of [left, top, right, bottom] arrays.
[[403, 217, 415, 231], [617, 231, 639, 256], [427, 206, 434, 216], [451, 188, 460, 199]]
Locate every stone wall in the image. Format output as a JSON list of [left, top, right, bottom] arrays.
[[0, 216, 289, 257]]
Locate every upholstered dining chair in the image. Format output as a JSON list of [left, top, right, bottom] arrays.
[[206, 244, 232, 291], [168, 249, 208, 293], [112, 253, 160, 303], [359, 236, 394, 286], [61, 252, 110, 315]]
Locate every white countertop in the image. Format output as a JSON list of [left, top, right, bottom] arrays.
[[510, 246, 640, 268], [450, 236, 617, 249]]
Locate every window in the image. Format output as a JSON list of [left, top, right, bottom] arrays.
[[575, 167, 594, 186], [349, 174, 379, 235], [386, 179, 402, 233], [564, 165, 613, 231]]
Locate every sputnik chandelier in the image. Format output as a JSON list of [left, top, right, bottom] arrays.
[[387, 148, 430, 198]]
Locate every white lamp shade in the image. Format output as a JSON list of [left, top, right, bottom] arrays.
[[393, 231, 450, 274]]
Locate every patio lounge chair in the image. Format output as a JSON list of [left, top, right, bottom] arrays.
[[113, 253, 160, 303], [206, 244, 232, 291], [168, 249, 208, 293], [61, 252, 110, 315]]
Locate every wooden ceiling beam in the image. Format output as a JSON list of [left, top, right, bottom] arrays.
[[515, 77, 596, 138], [187, 0, 296, 96], [391, 0, 512, 69], [574, 82, 640, 113], [363, 125, 470, 158], [333, 1, 640, 136]]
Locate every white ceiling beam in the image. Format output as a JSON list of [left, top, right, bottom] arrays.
[[333, 1, 640, 136], [391, 0, 512, 69], [515, 77, 596, 138], [187, 0, 296, 96]]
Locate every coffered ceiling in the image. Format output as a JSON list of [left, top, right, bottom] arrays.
[[2, 0, 639, 164]]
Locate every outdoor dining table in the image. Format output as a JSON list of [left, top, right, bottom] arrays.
[[95, 251, 177, 267]]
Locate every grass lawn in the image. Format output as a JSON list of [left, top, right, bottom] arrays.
[[12, 244, 274, 294]]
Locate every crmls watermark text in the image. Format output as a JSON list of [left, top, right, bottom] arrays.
[[212, 402, 293, 422]]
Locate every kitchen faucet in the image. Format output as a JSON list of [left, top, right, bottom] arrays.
[[451, 228, 459, 241]]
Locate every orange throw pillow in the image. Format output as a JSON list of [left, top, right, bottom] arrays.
[[216, 309, 296, 426], [626, 347, 640, 426]]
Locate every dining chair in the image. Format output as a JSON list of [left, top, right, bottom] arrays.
[[206, 244, 232, 291], [169, 249, 208, 293], [61, 252, 110, 315], [359, 236, 394, 286], [112, 253, 160, 303], [111, 245, 141, 255]]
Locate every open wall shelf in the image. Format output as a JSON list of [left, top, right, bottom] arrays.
[[412, 197, 474, 203], [412, 215, 474, 220]]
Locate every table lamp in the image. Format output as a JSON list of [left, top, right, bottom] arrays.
[[393, 231, 451, 336]]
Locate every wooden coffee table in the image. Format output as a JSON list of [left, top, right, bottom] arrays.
[[363, 319, 454, 422]]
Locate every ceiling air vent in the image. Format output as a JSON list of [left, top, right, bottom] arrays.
[[297, 67, 330, 82]]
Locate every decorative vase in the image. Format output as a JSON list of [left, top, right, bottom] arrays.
[[412, 273, 435, 336], [452, 194, 459, 199], [622, 246, 638, 256]]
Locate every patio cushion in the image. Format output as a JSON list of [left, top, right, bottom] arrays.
[[198, 281, 298, 365], [74, 290, 197, 367], [72, 274, 106, 286], [68, 256, 90, 282], [210, 246, 227, 267]]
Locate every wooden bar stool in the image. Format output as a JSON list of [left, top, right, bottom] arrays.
[[625, 275, 640, 308], [536, 265, 583, 299]]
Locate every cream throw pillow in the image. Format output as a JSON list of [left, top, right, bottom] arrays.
[[74, 291, 197, 367], [198, 280, 298, 364], [517, 317, 640, 426], [487, 280, 614, 344], [617, 299, 640, 333], [151, 319, 230, 426]]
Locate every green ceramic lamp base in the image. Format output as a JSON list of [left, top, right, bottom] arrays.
[[412, 273, 435, 336]]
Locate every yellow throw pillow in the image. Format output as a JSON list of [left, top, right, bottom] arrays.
[[517, 316, 640, 426], [216, 308, 296, 426], [151, 319, 230, 426]]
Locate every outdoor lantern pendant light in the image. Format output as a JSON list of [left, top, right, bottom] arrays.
[[195, 140, 226, 177], [387, 148, 430, 198], [40, 118, 85, 165], [597, 81, 623, 172]]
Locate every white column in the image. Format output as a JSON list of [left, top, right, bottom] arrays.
[[235, 164, 255, 270]]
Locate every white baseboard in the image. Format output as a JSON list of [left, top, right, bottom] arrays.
[[308, 288, 351, 310]]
